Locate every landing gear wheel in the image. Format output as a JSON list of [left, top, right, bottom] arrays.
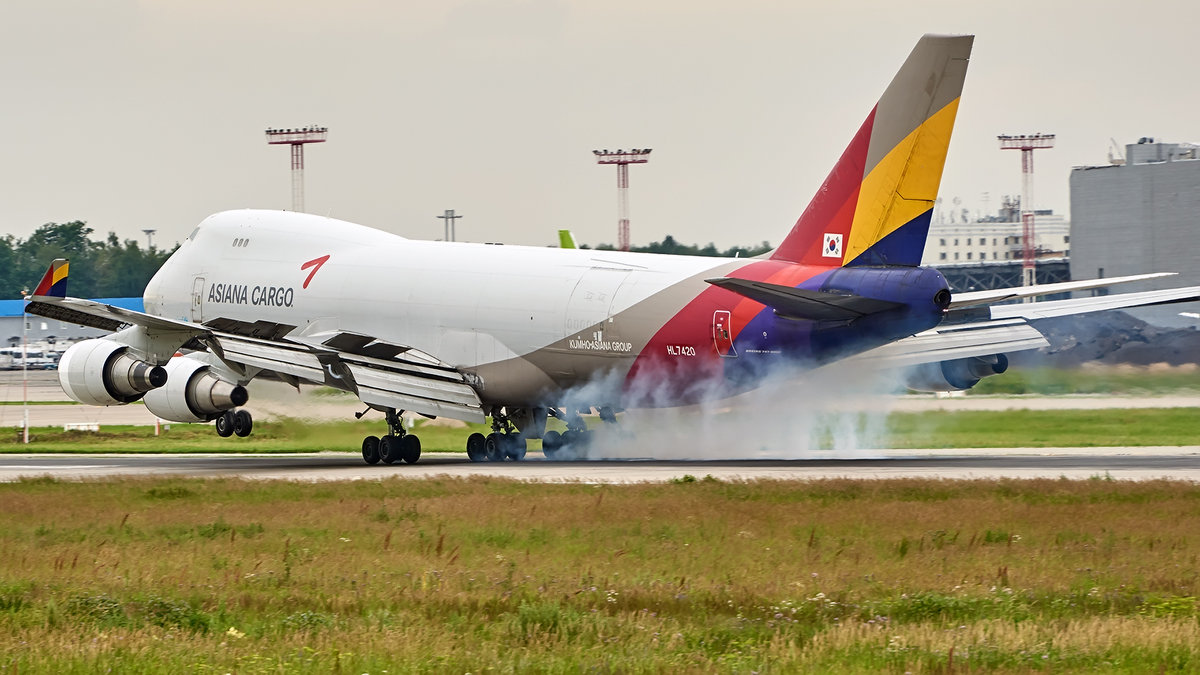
[[485, 433, 503, 462], [215, 411, 234, 437], [466, 433, 487, 462], [542, 430, 561, 459], [401, 434, 421, 464], [379, 435, 401, 465], [233, 410, 253, 437], [362, 436, 381, 465], [503, 434, 526, 461]]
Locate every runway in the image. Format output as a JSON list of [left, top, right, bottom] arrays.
[[4, 372, 1200, 431], [1, 448, 1198, 483]]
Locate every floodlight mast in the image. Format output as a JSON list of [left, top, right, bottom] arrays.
[[265, 126, 328, 213], [998, 133, 1055, 292], [593, 148, 652, 251]]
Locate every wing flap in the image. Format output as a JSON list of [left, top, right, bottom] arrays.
[[345, 364, 485, 423], [842, 321, 1048, 370], [210, 333, 486, 423], [706, 277, 904, 321]]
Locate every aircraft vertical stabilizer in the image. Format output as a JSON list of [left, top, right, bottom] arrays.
[[771, 34, 973, 268]]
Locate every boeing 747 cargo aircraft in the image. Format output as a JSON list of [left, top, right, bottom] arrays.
[[26, 34, 1200, 464]]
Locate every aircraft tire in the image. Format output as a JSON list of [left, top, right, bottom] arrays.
[[379, 435, 400, 464], [542, 430, 561, 459], [466, 433, 487, 462], [362, 436, 381, 465], [401, 434, 421, 464], [503, 434, 526, 461], [215, 411, 234, 437], [485, 433, 503, 462], [233, 410, 253, 437]]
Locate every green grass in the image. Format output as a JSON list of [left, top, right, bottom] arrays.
[[884, 408, 1200, 448], [4, 407, 1197, 453], [1, 477, 1198, 672], [970, 366, 1200, 396], [1, 418, 493, 454]]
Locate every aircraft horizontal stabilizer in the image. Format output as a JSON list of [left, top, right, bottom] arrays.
[[706, 277, 904, 321]]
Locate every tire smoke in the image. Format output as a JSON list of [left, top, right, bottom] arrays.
[[555, 358, 906, 461]]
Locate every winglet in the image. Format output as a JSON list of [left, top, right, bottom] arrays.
[[558, 229, 578, 249], [32, 259, 69, 298]]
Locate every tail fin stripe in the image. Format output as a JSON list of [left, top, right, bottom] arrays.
[[769, 34, 973, 269], [845, 97, 961, 264]]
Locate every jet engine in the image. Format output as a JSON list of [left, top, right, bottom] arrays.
[[142, 355, 248, 423], [905, 354, 1009, 393], [58, 338, 168, 406]]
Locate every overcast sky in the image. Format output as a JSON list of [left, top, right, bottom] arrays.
[[2, 0, 1196, 251]]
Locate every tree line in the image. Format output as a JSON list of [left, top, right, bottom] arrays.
[[0, 222, 771, 301], [585, 235, 772, 258], [0, 222, 174, 300]]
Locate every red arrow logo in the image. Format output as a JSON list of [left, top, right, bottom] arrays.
[[300, 254, 330, 289]]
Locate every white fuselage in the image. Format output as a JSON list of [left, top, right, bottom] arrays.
[[144, 210, 736, 399]]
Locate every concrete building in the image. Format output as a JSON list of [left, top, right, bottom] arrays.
[[922, 198, 1071, 266], [922, 213, 1070, 266], [1070, 137, 1200, 326]]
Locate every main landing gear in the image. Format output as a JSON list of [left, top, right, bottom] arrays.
[[361, 408, 421, 466], [542, 405, 623, 459], [214, 409, 253, 438], [466, 409, 526, 462], [541, 407, 599, 459]]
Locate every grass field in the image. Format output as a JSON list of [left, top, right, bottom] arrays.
[[3, 407, 1198, 454], [1, 477, 1198, 672], [970, 366, 1199, 396]]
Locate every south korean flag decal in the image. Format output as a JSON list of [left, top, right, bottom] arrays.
[[822, 233, 843, 258]]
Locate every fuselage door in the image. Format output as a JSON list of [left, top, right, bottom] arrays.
[[712, 309, 736, 357], [191, 277, 205, 323]]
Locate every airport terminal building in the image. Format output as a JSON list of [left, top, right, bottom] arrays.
[[1070, 138, 1200, 326]]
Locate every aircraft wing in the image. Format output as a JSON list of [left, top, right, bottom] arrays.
[[842, 283, 1200, 371], [947, 272, 1176, 308], [24, 259, 486, 423], [843, 319, 1048, 370], [206, 332, 486, 423], [27, 295, 203, 336], [986, 285, 1200, 320]]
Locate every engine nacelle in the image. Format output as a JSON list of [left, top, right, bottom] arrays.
[[905, 354, 1009, 393], [58, 339, 168, 406], [142, 355, 248, 423]]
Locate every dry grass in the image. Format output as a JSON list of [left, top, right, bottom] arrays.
[[1, 477, 1198, 672]]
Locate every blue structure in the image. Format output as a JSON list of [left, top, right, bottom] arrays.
[[0, 297, 144, 346]]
